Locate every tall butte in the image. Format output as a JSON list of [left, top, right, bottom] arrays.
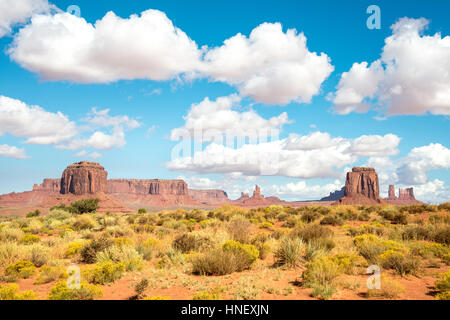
[[337, 167, 384, 205], [60, 161, 108, 195]]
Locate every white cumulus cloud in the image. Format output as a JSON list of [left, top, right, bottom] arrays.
[[0, 144, 28, 159], [200, 22, 334, 105], [332, 17, 450, 115]]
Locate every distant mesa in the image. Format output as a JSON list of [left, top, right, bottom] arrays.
[[0, 162, 422, 216], [320, 187, 345, 201]]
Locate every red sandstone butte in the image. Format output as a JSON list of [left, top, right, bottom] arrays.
[[188, 189, 231, 205], [60, 161, 108, 195], [384, 184, 420, 205], [336, 167, 384, 205]]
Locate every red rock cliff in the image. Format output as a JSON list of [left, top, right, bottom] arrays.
[[107, 179, 188, 195], [188, 189, 230, 205], [60, 162, 108, 195], [337, 167, 384, 205]]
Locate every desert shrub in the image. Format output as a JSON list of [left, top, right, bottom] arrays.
[[353, 234, 405, 264], [192, 241, 259, 276], [80, 236, 113, 264], [226, 216, 252, 243], [19, 234, 40, 245], [0, 242, 28, 269], [367, 275, 404, 299], [65, 241, 85, 258], [438, 202, 450, 211], [304, 239, 333, 262], [96, 245, 144, 271], [357, 212, 371, 221], [379, 207, 408, 225], [85, 261, 125, 284], [172, 233, 213, 253], [291, 224, 333, 243], [320, 215, 344, 226], [330, 253, 363, 275], [432, 225, 450, 245], [72, 215, 96, 231], [5, 260, 36, 281], [250, 233, 271, 260], [0, 284, 37, 300], [0, 227, 24, 242], [348, 223, 385, 237], [70, 198, 100, 214], [136, 238, 160, 261], [34, 265, 64, 284], [133, 278, 149, 299], [113, 237, 134, 247], [401, 204, 437, 214], [443, 253, 450, 265], [301, 210, 320, 223], [156, 249, 185, 269], [47, 280, 103, 300], [274, 237, 304, 267], [138, 208, 147, 214], [302, 257, 342, 300], [26, 210, 41, 218], [379, 250, 420, 276], [222, 240, 259, 266], [400, 225, 430, 241], [259, 222, 274, 229], [28, 245, 50, 267], [435, 270, 450, 300]]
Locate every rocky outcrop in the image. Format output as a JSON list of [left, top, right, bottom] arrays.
[[320, 187, 345, 201], [33, 179, 61, 193], [384, 185, 420, 205], [337, 167, 384, 205], [188, 189, 230, 205], [233, 185, 286, 207], [60, 162, 108, 195]]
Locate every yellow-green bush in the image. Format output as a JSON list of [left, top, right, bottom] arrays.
[[65, 241, 85, 258], [19, 234, 40, 245], [302, 257, 342, 300], [191, 291, 222, 300], [96, 245, 144, 272], [435, 270, 450, 300], [379, 250, 420, 276], [84, 261, 125, 284], [5, 260, 36, 281], [47, 280, 103, 300], [34, 265, 64, 285], [367, 275, 404, 299], [330, 253, 363, 275], [222, 240, 259, 265], [274, 237, 304, 267], [353, 234, 405, 264], [0, 284, 38, 300]]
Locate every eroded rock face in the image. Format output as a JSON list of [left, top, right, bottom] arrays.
[[385, 185, 419, 204], [388, 185, 396, 200], [33, 179, 61, 193], [107, 179, 188, 195], [252, 185, 264, 200], [60, 162, 108, 195], [337, 167, 384, 205], [344, 167, 380, 200]]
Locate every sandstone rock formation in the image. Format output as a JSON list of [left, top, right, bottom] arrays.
[[33, 179, 61, 193], [60, 162, 108, 195], [337, 167, 384, 205], [384, 185, 420, 205], [188, 189, 230, 205], [108, 179, 188, 195], [320, 187, 345, 201], [233, 185, 286, 207]]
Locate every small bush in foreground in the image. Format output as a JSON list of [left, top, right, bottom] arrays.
[[379, 250, 421, 276], [367, 275, 404, 299], [5, 260, 36, 281], [47, 280, 103, 300], [275, 237, 304, 267], [302, 257, 342, 300], [173, 233, 213, 253], [435, 270, 450, 300], [85, 262, 125, 284], [80, 236, 113, 263], [0, 284, 37, 300]]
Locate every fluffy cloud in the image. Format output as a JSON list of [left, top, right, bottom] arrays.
[[332, 18, 450, 115], [170, 94, 291, 141], [200, 23, 334, 105], [396, 143, 450, 185], [0, 144, 28, 159], [83, 108, 141, 130], [167, 132, 400, 179], [60, 127, 126, 150], [0, 95, 76, 144], [413, 179, 450, 204], [0, 0, 51, 37], [9, 10, 202, 83], [347, 134, 401, 157], [9, 11, 333, 106]]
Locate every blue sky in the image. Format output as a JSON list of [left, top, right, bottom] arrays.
[[0, 0, 449, 203]]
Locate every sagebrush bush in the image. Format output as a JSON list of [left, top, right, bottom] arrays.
[[291, 224, 333, 243], [96, 245, 144, 271], [226, 216, 252, 243], [28, 245, 50, 267], [19, 234, 41, 245], [172, 232, 213, 253], [5, 260, 36, 281], [47, 280, 103, 300], [275, 237, 304, 267], [85, 261, 125, 284], [0, 284, 37, 300], [379, 250, 420, 276], [435, 270, 450, 300], [320, 215, 343, 226], [367, 275, 404, 299], [80, 236, 113, 263], [34, 265, 64, 284], [302, 257, 342, 300]]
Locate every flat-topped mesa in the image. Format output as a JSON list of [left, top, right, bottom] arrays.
[[107, 179, 188, 195], [60, 162, 108, 195], [188, 189, 230, 205], [336, 167, 384, 205]]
